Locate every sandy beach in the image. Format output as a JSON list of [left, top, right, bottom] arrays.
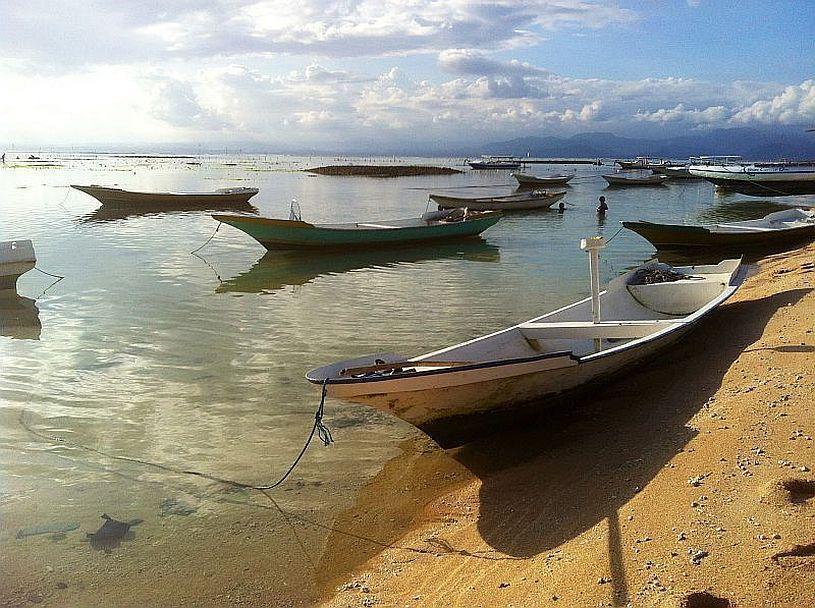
[[322, 243, 815, 608]]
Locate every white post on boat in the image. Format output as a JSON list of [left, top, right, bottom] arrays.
[[580, 236, 606, 325]]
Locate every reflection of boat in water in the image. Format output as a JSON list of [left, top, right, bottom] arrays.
[[623, 207, 815, 251], [71, 185, 259, 207], [307, 253, 745, 442], [79, 202, 258, 223], [216, 239, 501, 294], [0, 294, 41, 340]]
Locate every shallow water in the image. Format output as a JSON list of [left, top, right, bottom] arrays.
[[1, 154, 811, 605]]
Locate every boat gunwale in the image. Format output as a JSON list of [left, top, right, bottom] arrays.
[[307, 261, 746, 387]]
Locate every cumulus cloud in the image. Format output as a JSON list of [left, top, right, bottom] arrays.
[[0, 0, 637, 69], [731, 80, 815, 124]]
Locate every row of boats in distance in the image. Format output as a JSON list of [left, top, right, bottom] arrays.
[[470, 154, 815, 196]]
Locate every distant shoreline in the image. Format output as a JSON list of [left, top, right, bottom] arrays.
[[306, 165, 463, 177]]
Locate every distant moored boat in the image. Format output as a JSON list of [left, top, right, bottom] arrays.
[[687, 156, 815, 196], [71, 185, 259, 207], [602, 173, 669, 186], [512, 172, 575, 187], [431, 189, 566, 211]]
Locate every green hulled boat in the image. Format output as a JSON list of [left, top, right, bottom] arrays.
[[212, 209, 501, 250], [623, 208, 815, 250]]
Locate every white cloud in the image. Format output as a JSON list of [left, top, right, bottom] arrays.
[[731, 80, 815, 125]]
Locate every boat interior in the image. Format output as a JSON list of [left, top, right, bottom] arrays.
[[410, 259, 740, 366], [711, 208, 814, 233], [312, 260, 741, 382]]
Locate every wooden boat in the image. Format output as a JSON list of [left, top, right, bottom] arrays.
[[467, 156, 523, 170], [657, 165, 699, 179], [602, 173, 669, 186], [307, 256, 746, 437], [431, 189, 566, 211], [0, 240, 36, 291], [212, 208, 501, 250], [687, 156, 815, 196], [615, 157, 669, 171], [71, 185, 259, 207], [512, 172, 575, 187], [623, 207, 815, 249]]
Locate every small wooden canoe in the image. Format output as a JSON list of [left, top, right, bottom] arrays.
[[512, 172, 575, 187], [71, 185, 259, 207], [603, 173, 669, 186], [623, 207, 815, 249], [212, 209, 501, 250], [0, 240, 36, 292], [431, 190, 566, 211], [307, 258, 745, 440]]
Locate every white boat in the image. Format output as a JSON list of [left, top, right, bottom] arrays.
[[430, 189, 566, 211], [687, 156, 815, 196], [307, 242, 745, 437], [602, 173, 669, 186], [512, 172, 575, 187], [71, 185, 259, 207], [0, 240, 36, 292], [467, 156, 523, 170], [615, 157, 669, 171]]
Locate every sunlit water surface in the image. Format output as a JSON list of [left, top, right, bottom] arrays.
[[2, 154, 810, 605]]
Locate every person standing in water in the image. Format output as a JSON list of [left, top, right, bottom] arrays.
[[596, 195, 608, 215]]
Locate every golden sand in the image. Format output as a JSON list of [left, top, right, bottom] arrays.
[[322, 244, 815, 608]]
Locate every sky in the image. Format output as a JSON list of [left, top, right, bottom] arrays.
[[1, 0, 813, 151]]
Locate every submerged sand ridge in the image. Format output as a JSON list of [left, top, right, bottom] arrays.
[[322, 243, 815, 608]]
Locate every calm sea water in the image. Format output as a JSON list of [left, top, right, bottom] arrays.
[[1, 154, 808, 605]]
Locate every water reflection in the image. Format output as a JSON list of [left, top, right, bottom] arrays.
[[78, 202, 257, 223], [696, 199, 792, 223], [217, 239, 501, 294], [0, 294, 41, 340]]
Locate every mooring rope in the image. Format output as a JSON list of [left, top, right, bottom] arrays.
[[190, 221, 222, 254], [19, 379, 333, 491], [32, 266, 65, 297]]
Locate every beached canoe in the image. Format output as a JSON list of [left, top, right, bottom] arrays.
[[212, 209, 501, 250], [602, 173, 669, 186], [623, 207, 815, 250], [0, 240, 36, 292], [307, 258, 746, 437], [71, 185, 259, 207], [430, 190, 566, 211], [512, 172, 575, 187]]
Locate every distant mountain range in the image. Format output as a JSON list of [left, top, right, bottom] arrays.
[[482, 127, 815, 160]]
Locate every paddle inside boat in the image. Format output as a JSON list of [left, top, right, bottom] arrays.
[[212, 207, 501, 250], [307, 237, 745, 438]]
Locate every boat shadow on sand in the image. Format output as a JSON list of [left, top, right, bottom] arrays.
[[215, 239, 501, 294], [313, 287, 809, 602], [448, 287, 810, 568]]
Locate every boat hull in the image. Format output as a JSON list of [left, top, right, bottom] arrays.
[[623, 219, 815, 249], [323, 328, 692, 433], [602, 175, 668, 186], [212, 213, 501, 250], [512, 173, 574, 187], [71, 185, 259, 207], [432, 191, 565, 211]]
